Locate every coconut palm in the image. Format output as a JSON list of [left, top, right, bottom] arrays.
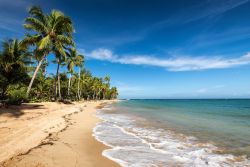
[[110, 87, 118, 99], [74, 53, 84, 100], [0, 39, 31, 99], [22, 6, 74, 97], [66, 48, 77, 97], [104, 75, 110, 85], [102, 75, 110, 99], [51, 53, 64, 100], [79, 70, 92, 100], [90, 77, 99, 100], [0, 6, 118, 104], [94, 79, 100, 100], [66, 60, 74, 97]]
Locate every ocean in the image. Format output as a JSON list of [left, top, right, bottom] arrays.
[[93, 99, 250, 167]]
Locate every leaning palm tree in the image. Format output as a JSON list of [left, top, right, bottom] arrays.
[[22, 6, 74, 97]]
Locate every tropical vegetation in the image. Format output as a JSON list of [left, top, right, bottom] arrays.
[[0, 6, 118, 105]]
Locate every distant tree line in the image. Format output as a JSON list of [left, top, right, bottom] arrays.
[[0, 6, 118, 105]]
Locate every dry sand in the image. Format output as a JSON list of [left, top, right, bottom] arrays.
[[0, 101, 120, 167]]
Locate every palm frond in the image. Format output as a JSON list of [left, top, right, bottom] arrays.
[[56, 35, 73, 45], [67, 60, 75, 72], [24, 17, 48, 33], [75, 54, 84, 67], [28, 6, 47, 25], [54, 41, 66, 59], [51, 10, 64, 19], [21, 34, 41, 46], [38, 35, 51, 50]]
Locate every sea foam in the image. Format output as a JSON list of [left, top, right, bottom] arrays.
[[93, 106, 250, 167]]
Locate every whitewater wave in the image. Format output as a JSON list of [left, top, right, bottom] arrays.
[[93, 106, 250, 167]]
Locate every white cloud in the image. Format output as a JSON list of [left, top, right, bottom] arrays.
[[82, 48, 250, 71], [89, 48, 116, 60]]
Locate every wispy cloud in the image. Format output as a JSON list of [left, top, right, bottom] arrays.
[[79, 0, 250, 48], [0, 17, 22, 32], [187, 26, 250, 49], [141, 0, 249, 35], [172, 0, 248, 23], [81, 48, 250, 71], [0, 0, 30, 33]]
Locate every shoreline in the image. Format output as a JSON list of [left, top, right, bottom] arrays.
[[92, 99, 250, 166], [0, 100, 120, 167]]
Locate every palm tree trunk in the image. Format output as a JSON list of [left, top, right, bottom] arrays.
[[77, 67, 81, 100], [56, 62, 61, 100], [53, 78, 57, 100], [103, 93, 105, 100], [58, 73, 61, 100], [67, 73, 71, 96], [96, 90, 100, 100], [103, 90, 106, 100], [26, 54, 46, 97]]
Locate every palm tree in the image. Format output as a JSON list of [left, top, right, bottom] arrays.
[[90, 77, 99, 100], [110, 87, 118, 99], [104, 75, 110, 85], [74, 53, 84, 100], [79, 70, 92, 100], [0, 39, 31, 99], [66, 59, 74, 97], [22, 6, 74, 97], [97, 78, 103, 100], [66, 48, 77, 97], [102, 75, 110, 99]]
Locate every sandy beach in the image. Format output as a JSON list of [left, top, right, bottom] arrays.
[[0, 101, 119, 167]]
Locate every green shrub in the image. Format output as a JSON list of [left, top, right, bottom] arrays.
[[6, 85, 28, 105]]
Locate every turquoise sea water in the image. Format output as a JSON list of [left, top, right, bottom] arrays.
[[94, 99, 250, 166]]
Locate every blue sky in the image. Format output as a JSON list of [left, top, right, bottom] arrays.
[[1, 0, 250, 99]]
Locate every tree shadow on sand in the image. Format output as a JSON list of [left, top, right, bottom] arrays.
[[0, 103, 45, 118]]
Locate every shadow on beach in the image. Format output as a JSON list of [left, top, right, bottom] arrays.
[[0, 100, 75, 118], [0, 103, 45, 118]]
